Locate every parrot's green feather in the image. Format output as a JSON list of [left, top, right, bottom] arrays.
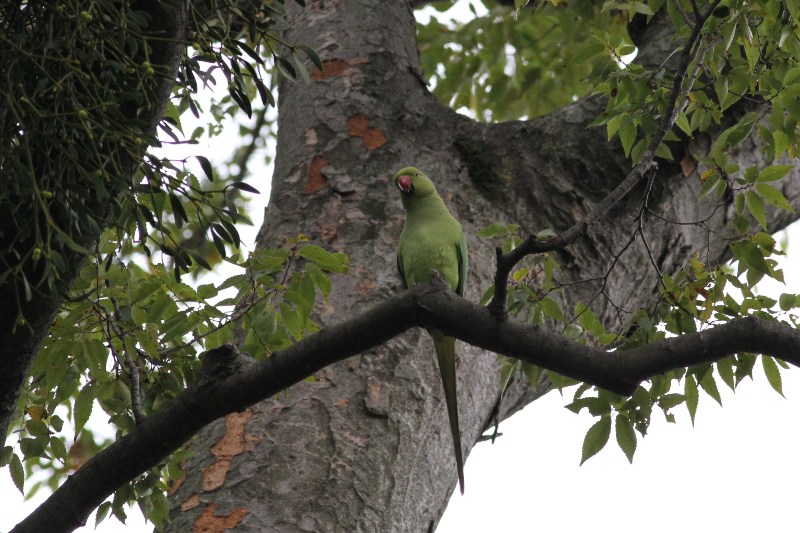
[[431, 330, 464, 494], [393, 166, 467, 494]]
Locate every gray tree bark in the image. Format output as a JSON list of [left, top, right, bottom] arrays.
[[166, 1, 800, 532]]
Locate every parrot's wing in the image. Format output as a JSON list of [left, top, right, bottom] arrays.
[[397, 251, 408, 289], [455, 233, 467, 297]]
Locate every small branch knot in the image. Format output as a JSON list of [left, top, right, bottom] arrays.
[[198, 343, 254, 386], [428, 269, 451, 290]]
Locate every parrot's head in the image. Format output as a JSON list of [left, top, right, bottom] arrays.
[[393, 167, 436, 198]]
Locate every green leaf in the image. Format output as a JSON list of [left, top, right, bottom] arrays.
[[732, 215, 750, 234], [280, 302, 304, 340], [618, 117, 636, 157], [631, 1, 654, 15], [196, 155, 214, 182], [10, 453, 24, 494], [162, 313, 192, 341], [285, 275, 316, 313], [293, 53, 311, 84], [499, 360, 519, 395], [538, 296, 566, 322], [716, 357, 735, 390], [228, 181, 260, 194], [684, 374, 699, 425], [305, 262, 332, 298], [478, 223, 519, 239], [732, 240, 769, 275], [580, 416, 611, 465], [83, 338, 108, 375], [698, 173, 722, 199], [773, 130, 790, 157], [276, 55, 297, 79], [195, 284, 218, 301], [756, 164, 793, 182], [96, 501, 112, 527], [720, 66, 750, 110], [50, 436, 68, 461], [25, 419, 49, 438], [615, 414, 637, 463], [547, 370, 579, 390], [714, 115, 755, 154], [756, 183, 793, 211], [735, 353, 757, 383], [699, 369, 722, 406], [298, 244, 349, 273], [296, 44, 323, 71], [576, 304, 605, 338], [0, 446, 12, 467], [20, 437, 46, 458], [779, 293, 796, 311], [565, 397, 611, 416], [745, 190, 767, 229], [74, 384, 95, 437], [570, 43, 606, 65], [521, 362, 542, 388], [657, 393, 685, 410], [655, 141, 673, 160], [762, 356, 785, 397], [143, 488, 170, 528], [675, 112, 692, 135], [479, 284, 495, 306]]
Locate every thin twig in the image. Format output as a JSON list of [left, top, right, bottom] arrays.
[[107, 292, 146, 424]]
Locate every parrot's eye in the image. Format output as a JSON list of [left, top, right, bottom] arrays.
[[397, 175, 414, 193]]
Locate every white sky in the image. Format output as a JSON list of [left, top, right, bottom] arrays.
[[3, 2, 800, 532]]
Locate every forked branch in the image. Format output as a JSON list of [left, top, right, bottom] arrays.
[[488, 2, 721, 318]]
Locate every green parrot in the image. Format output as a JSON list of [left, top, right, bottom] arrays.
[[393, 166, 467, 494]]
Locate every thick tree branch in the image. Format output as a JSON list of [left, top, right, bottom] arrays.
[[487, 3, 720, 318], [14, 276, 800, 533]]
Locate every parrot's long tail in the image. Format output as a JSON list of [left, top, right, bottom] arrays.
[[431, 330, 465, 494]]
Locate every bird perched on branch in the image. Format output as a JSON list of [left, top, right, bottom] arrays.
[[393, 166, 468, 494]]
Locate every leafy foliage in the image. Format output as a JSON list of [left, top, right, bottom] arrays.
[[464, 0, 800, 464], [1, 232, 347, 525], [418, 1, 631, 120], [0, 0, 320, 325], [0, 0, 337, 527]]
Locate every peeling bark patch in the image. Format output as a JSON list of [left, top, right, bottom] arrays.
[[320, 222, 338, 242], [305, 127, 318, 146], [193, 503, 246, 533], [181, 493, 200, 511], [312, 59, 351, 80], [365, 376, 390, 417], [356, 267, 377, 297], [202, 410, 254, 491], [168, 475, 185, 496], [346, 114, 387, 151], [202, 460, 231, 492], [681, 154, 697, 177], [304, 155, 329, 195]]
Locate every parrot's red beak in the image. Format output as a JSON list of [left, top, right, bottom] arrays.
[[397, 175, 414, 193]]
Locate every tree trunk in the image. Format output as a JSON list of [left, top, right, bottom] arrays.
[[166, 2, 800, 531]]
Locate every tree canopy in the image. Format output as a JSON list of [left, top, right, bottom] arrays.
[[3, 0, 800, 531]]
